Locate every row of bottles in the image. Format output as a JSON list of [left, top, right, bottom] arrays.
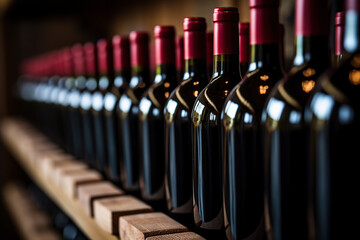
[[16, 0, 359, 239]]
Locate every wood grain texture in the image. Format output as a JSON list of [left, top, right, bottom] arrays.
[[53, 162, 87, 187], [146, 232, 205, 240], [60, 169, 103, 198], [119, 212, 188, 240], [77, 181, 125, 216], [94, 195, 153, 234]]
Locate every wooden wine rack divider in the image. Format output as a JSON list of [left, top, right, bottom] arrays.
[[0, 118, 204, 240]]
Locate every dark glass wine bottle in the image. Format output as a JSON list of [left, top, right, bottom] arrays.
[[103, 35, 130, 184], [222, 0, 283, 239], [164, 17, 208, 227], [118, 31, 150, 192], [91, 39, 113, 175], [139, 26, 178, 209], [206, 32, 213, 79], [307, 0, 360, 239], [57, 48, 75, 154], [279, 23, 286, 71], [335, 11, 345, 67], [239, 22, 249, 79], [176, 36, 184, 83], [68, 44, 87, 160], [80, 42, 98, 167], [262, 0, 328, 239], [192, 7, 241, 239]]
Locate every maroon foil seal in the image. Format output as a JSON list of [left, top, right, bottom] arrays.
[[346, 0, 360, 12], [183, 17, 206, 60], [335, 11, 345, 56], [97, 39, 111, 74], [71, 44, 85, 76], [176, 36, 184, 70], [206, 32, 213, 66], [213, 7, 239, 55], [62, 47, 73, 76], [239, 22, 249, 63], [112, 35, 130, 72], [250, 0, 279, 45], [84, 42, 96, 77], [130, 31, 149, 68], [295, 0, 327, 36], [154, 25, 176, 65]]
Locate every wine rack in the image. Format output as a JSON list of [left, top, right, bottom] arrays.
[[0, 118, 204, 240]]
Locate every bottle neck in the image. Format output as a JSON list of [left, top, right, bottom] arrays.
[[155, 63, 177, 84], [131, 66, 150, 85], [248, 44, 281, 71], [213, 54, 240, 79], [344, 9, 360, 53], [183, 59, 207, 80], [293, 36, 329, 66], [114, 69, 131, 88]]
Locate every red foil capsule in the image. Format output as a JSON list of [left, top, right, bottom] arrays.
[[213, 7, 239, 55], [335, 11, 345, 56], [71, 44, 85, 76], [84, 42, 96, 77], [62, 47, 73, 76], [183, 17, 206, 60], [154, 25, 176, 65], [130, 31, 149, 68], [97, 39, 111, 75], [206, 32, 213, 66], [176, 36, 184, 70], [112, 35, 130, 72], [249, 0, 279, 45], [239, 22, 249, 63], [295, 0, 328, 36]]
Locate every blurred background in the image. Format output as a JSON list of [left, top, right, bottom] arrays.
[[0, 0, 343, 238]]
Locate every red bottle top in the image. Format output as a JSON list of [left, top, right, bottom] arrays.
[[183, 17, 206, 60], [84, 42, 96, 77], [130, 31, 149, 68], [295, 0, 327, 36], [112, 35, 130, 72], [239, 22, 249, 63], [97, 39, 111, 75], [154, 25, 176, 65], [206, 32, 213, 66], [249, 0, 279, 45], [71, 44, 85, 76], [213, 7, 239, 55], [176, 36, 184, 70], [335, 11, 345, 56], [62, 47, 73, 77]]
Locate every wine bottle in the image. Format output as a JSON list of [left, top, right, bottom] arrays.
[[57, 48, 76, 154], [192, 7, 240, 239], [118, 31, 150, 192], [91, 39, 113, 175], [335, 11, 345, 66], [103, 35, 130, 183], [68, 44, 87, 160], [164, 17, 208, 226], [206, 32, 213, 79], [262, 0, 328, 239], [176, 36, 184, 83], [80, 42, 98, 167], [307, 0, 360, 239], [239, 22, 250, 79], [279, 23, 286, 71], [139, 26, 178, 208], [222, 0, 283, 239]]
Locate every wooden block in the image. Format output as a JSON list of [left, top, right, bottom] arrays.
[[61, 169, 103, 198], [146, 232, 205, 240], [94, 195, 153, 234], [77, 181, 125, 216], [53, 162, 87, 186], [119, 212, 188, 240], [42, 158, 77, 180]]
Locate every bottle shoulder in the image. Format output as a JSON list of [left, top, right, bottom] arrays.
[[164, 76, 208, 122]]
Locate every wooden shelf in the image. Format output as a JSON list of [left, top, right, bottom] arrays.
[[0, 118, 119, 240]]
